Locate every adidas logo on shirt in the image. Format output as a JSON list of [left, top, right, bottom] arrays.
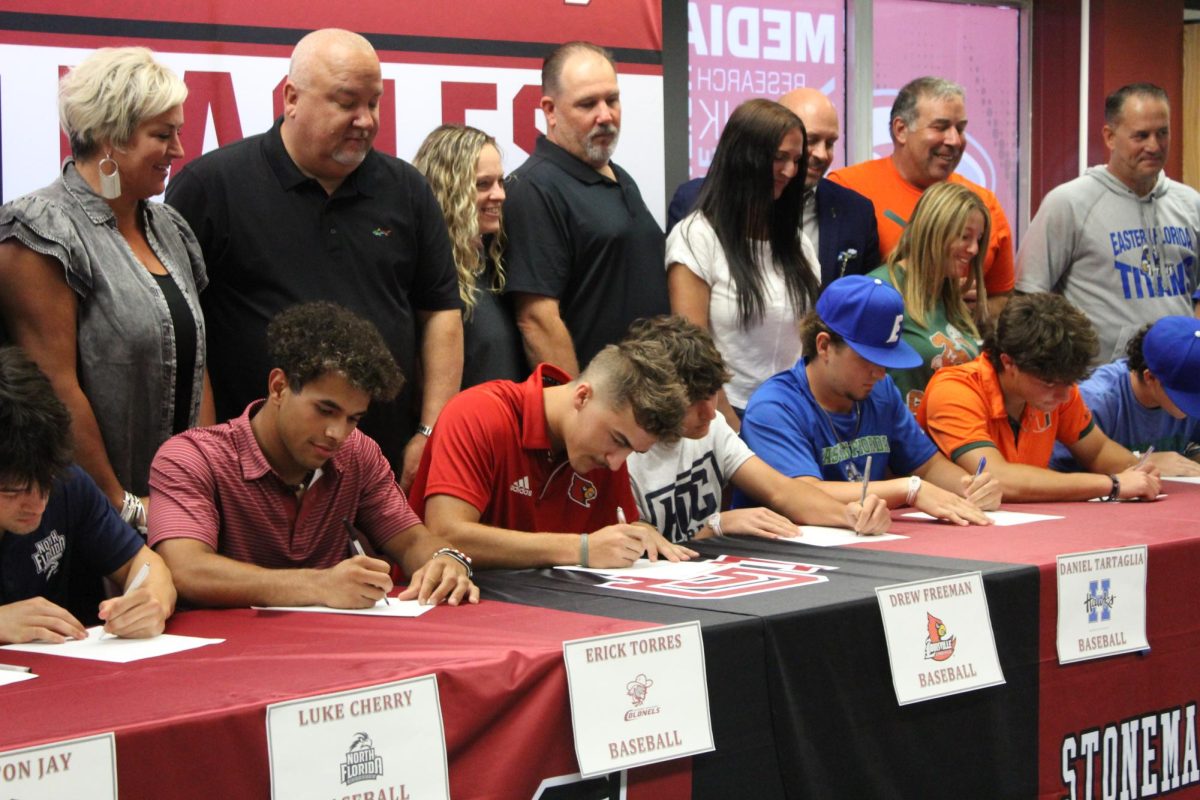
[[510, 476, 533, 496]]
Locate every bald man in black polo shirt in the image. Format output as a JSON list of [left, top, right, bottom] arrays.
[[166, 28, 462, 489]]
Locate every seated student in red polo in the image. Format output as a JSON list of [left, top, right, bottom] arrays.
[[918, 292, 1162, 502], [408, 340, 697, 569], [148, 303, 477, 608], [0, 346, 175, 644]]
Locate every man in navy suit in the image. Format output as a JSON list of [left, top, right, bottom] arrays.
[[668, 88, 880, 287]]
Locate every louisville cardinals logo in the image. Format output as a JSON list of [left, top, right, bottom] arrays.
[[595, 554, 836, 600], [568, 473, 598, 508], [924, 612, 956, 661]]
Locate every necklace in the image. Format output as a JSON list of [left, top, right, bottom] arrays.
[[815, 400, 865, 480]]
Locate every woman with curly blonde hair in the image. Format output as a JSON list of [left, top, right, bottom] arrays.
[[868, 181, 990, 414], [415, 125, 526, 386]]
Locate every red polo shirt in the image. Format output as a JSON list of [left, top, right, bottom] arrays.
[[148, 401, 419, 569], [410, 363, 638, 532]]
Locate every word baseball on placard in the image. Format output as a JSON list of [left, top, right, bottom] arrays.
[[563, 621, 714, 777]]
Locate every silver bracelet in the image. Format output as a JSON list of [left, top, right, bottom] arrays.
[[121, 491, 146, 531], [579, 533, 589, 567], [432, 547, 473, 578]]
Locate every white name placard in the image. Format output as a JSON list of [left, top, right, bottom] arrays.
[[0, 732, 117, 799], [266, 675, 448, 800], [875, 571, 1005, 705], [562, 621, 714, 778], [1056, 545, 1149, 664]]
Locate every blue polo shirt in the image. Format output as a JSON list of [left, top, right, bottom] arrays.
[[0, 466, 143, 624], [737, 360, 937, 502]]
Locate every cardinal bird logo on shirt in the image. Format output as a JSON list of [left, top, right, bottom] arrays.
[[568, 473, 598, 508], [924, 612, 956, 661]]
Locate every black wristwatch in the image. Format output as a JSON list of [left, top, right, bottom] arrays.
[[1102, 474, 1120, 502]]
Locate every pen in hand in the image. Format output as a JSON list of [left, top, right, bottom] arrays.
[[856, 455, 873, 535], [343, 517, 390, 605], [616, 506, 627, 525], [1134, 446, 1155, 470], [975, 456, 987, 478], [101, 562, 151, 639]]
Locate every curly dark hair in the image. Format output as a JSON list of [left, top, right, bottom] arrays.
[[0, 346, 73, 490], [983, 293, 1098, 384], [621, 316, 731, 403], [266, 303, 404, 401], [1124, 322, 1154, 375]]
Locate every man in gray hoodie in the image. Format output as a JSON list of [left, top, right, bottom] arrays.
[[1015, 83, 1200, 366]]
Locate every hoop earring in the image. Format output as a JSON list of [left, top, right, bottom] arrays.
[[98, 153, 121, 199]]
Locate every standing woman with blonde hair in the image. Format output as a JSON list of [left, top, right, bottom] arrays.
[[0, 47, 211, 528], [415, 124, 526, 386], [667, 99, 820, 431], [868, 181, 990, 414]]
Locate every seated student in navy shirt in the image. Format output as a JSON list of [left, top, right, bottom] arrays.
[[739, 276, 1001, 524], [0, 346, 175, 644]]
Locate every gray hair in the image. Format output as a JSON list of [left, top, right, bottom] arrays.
[[890, 76, 965, 139], [58, 47, 188, 159]]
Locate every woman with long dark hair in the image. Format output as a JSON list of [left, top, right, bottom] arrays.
[[666, 99, 819, 431]]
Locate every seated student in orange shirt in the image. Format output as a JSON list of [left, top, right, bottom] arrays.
[[918, 293, 1161, 502]]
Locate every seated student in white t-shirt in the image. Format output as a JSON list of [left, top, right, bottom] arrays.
[[623, 317, 891, 542]]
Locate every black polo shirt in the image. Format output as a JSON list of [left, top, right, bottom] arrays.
[[503, 136, 668, 368], [166, 119, 460, 470]]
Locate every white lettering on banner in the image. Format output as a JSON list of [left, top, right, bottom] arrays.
[[688, 4, 835, 64], [0, 44, 666, 225], [1060, 702, 1200, 799]]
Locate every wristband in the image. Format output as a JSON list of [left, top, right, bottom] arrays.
[[904, 475, 922, 506], [432, 547, 473, 578], [706, 512, 723, 537], [1101, 474, 1120, 502], [579, 533, 589, 567], [416, 423, 434, 437]]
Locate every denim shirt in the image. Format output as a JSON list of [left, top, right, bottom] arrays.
[[0, 160, 208, 495]]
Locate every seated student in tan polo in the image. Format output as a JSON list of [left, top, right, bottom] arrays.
[[409, 339, 697, 569], [918, 293, 1161, 502]]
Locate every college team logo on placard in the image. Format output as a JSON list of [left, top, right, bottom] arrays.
[[595, 554, 835, 600], [923, 612, 956, 662], [1084, 578, 1115, 623], [339, 732, 385, 787]]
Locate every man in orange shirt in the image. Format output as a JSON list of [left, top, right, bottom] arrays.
[[828, 76, 1013, 317], [918, 293, 1161, 502]]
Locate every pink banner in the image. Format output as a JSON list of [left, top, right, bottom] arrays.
[[686, 0, 846, 178]]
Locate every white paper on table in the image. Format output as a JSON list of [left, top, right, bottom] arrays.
[[0, 668, 36, 686], [902, 509, 1063, 526], [0, 626, 223, 663], [253, 598, 434, 618], [1163, 476, 1200, 484], [775, 526, 911, 547], [555, 558, 721, 580]]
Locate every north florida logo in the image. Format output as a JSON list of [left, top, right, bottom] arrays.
[[32, 529, 66, 579], [567, 473, 598, 508], [924, 612, 956, 662], [595, 554, 835, 600], [1085, 578, 1115, 623], [340, 732, 384, 786]]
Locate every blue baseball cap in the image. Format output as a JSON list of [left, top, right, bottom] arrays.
[[1144, 315, 1200, 418], [815, 276, 922, 369]]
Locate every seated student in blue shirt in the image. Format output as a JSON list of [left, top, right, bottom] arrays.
[[0, 346, 175, 644], [1050, 317, 1200, 476], [738, 275, 1001, 524]]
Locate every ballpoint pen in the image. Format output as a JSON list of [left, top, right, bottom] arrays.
[[343, 517, 390, 605]]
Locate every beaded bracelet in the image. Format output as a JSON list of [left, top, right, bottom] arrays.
[[432, 547, 473, 578]]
